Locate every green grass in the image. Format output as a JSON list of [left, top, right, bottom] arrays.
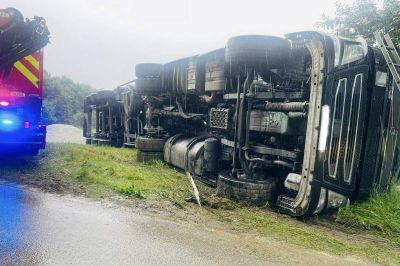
[[15, 143, 400, 264], [337, 184, 400, 243], [231, 208, 400, 262], [41, 143, 192, 201]]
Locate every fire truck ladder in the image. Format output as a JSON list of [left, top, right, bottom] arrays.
[[374, 31, 400, 185]]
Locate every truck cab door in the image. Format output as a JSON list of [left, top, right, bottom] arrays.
[[320, 38, 371, 199]]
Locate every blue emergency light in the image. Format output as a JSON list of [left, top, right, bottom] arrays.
[[0, 114, 19, 131]]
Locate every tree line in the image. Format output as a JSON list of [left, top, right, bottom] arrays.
[[317, 0, 400, 45], [42, 71, 95, 127]]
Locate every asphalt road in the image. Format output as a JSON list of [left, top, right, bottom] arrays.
[[46, 124, 85, 144], [0, 181, 372, 266], [0, 181, 272, 266]]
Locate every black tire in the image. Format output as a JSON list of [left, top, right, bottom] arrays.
[[85, 94, 96, 105], [135, 137, 165, 152], [136, 150, 163, 163], [136, 78, 162, 93], [217, 171, 277, 206], [85, 138, 92, 145], [135, 63, 163, 78], [225, 35, 290, 73], [94, 90, 115, 103]]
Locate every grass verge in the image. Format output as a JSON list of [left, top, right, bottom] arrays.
[[42, 143, 192, 201], [337, 184, 400, 244], [2, 143, 400, 264]]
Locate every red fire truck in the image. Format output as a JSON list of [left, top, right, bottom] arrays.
[[0, 8, 50, 155]]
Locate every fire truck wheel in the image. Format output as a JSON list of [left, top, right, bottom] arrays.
[[135, 63, 163, 78], [136, 150, 163, 163], [135, 137, 165, 152], [217, 171, 277, 206]]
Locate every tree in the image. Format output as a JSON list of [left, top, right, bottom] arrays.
[[317, 0, 400, 45], [42, 71, 95, 127]]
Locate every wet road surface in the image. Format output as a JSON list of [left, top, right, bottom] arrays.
[[0, 181, 372, 266], [0, 181, 271, 266]]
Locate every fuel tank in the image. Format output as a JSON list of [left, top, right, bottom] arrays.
[[164, 135, 206, 176]]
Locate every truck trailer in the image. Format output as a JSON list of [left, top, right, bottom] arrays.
[[84, 32, 399, 217], [0, 8, 50, 154]]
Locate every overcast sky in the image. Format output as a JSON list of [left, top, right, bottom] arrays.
[[4, 0, 354, 89]]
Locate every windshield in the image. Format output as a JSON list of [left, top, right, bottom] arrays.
[[332, 36, 368, 67]]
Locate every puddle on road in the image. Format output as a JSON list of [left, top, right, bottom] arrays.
[[0, 181, 42, 264], [0, 181, 368, 266], [0, 182, 268, 265]]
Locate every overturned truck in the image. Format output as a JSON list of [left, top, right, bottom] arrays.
[[84, 32, 400, 217]]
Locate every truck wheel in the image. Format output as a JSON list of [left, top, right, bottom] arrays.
[[135, 63, 163, 78], [85, 94, 97, 105], [136, 78, 162, 93], [94, 90, 114, 103], [225, 35, 290, 73], [136, 150, 163, 163], [217, 171, 277, 206], [135, 137, 165, 152]]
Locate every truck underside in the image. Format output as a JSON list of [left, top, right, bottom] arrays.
[[84, 32, 400, 217]]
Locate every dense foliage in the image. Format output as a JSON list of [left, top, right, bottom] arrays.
[[317, 0, 400, 45], [42, 71, 95, 127]]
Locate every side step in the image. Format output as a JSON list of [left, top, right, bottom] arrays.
[[276, 195, 297, 216]]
